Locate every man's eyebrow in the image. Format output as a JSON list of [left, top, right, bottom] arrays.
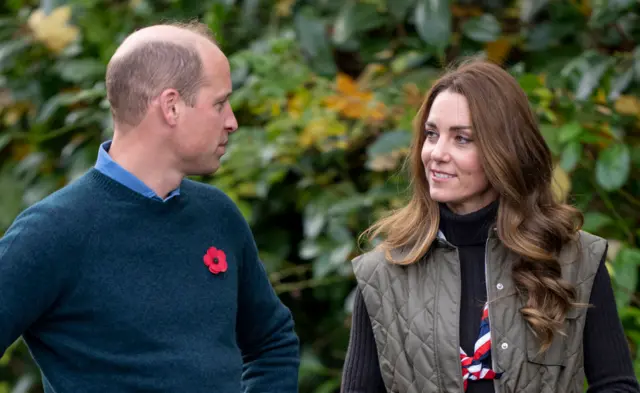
[[216, 91, 232, 101]]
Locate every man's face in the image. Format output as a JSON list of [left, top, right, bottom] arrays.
[[171, 42, 238, 176]]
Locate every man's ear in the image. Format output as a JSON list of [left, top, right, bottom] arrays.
[[158, 89, 181, 126]]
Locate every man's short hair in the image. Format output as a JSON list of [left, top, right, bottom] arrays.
[[105, 21, 217, 127]]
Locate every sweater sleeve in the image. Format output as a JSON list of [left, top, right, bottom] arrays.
[[235, 228, 300, 393], [341, 287, 386, 393], [584, 244, 640, 393], [0, 206, 73, 355]]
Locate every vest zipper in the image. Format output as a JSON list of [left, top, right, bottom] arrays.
[[484, 233, 500, 390], [437, 234, 465, 393]]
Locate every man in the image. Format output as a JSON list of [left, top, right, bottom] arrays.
[[0, 22, 300, 392]]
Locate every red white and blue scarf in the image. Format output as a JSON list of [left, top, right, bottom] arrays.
[[459, 302, 503, 390]]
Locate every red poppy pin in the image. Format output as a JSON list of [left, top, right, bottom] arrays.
[[203, 246, 228, 275]]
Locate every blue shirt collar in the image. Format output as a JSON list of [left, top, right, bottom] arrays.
[[94, 140, 180, 202]]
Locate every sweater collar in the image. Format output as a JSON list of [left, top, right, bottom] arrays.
[[94, 140, 180, 202], [438, 200, 498, 247]]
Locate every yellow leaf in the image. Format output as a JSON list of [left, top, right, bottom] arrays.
[[570, 0, 591, 16], [538, 74, 546, 85], [336, 73, 359, 95], [0, 89, 12, 110], [11, 143, 31, 161], [271, 101, 281, 117], [606, 239, 622, 262], [365, 102, 387, 123], [533, 87, 553, 100], [288, 90, 310, 120], [335, 140, 348, 150], [594, 89, 607, 104], [369, 155, 398, 171], [299, 116, 347, 149], [236, 182, 257, 197], [28, 6, 79, 54], [357, 63, 386, 85], [451, 5, 483, 17], [485, 37, 512, 66], [3, 108, 21, 126], [276, 0, 295, 17], [368, 148, 409, 172], [277, 155, 296, 165], [614, 95, 640, 116], [326, 73, 387, 122], [551, 165, 571, 202]]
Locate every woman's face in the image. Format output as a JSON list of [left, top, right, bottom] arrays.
[[420, 90, 498, 214]]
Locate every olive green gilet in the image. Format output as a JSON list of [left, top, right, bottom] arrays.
[[351, 229, 606, 393]]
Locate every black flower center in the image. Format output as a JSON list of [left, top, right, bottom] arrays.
[[213, 257, 219, 264]]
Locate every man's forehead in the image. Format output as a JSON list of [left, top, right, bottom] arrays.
[[113, 26, 205, 58]]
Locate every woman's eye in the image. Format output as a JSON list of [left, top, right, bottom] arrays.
[[456, 135, 471, 144]]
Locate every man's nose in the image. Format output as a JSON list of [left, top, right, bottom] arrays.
[[225, 107, 238, 132]]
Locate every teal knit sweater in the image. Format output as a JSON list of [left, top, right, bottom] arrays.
[[0, 169, 300, 392]]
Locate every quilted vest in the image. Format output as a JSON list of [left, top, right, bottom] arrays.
[[352, 229, 606, 393]]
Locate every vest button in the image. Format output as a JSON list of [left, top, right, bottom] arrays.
[[501, 342, 509, 350], [496, 283, 504, 290]]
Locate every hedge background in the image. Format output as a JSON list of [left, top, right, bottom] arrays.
[[1, 0, 639, 392]]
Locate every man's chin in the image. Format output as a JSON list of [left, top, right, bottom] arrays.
[[183, 162, 221, 177]]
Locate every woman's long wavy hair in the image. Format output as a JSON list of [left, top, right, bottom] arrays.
[[359, 59, 584, 351]]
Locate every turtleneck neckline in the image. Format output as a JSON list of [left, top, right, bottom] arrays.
[[438, 199, 499, 247]]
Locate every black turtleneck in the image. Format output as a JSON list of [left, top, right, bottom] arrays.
[[341, 202, 639, 393]]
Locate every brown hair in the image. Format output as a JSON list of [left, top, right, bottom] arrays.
[[105, 21, 217, 127], [360, 58, 584, 351]]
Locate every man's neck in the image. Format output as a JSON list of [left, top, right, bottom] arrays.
[[108, 133, 183, 199]]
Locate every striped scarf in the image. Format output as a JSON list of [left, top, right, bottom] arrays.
[[460, 302, 502, 390]]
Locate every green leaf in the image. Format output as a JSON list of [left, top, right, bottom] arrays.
[[517, 73, 542, 93], [633, 46, 640, 82], [294, 8, 337, 76], [366, 130, 412, 157], [523, 23, 559, 51], [589, 1, 628, 29], [391, 51, 430, 73], [539, 124, 561, 155], [558, 122, 583, 144], [520, 0, 549, 23], [0, 37, 30, 72], [54, 59, 106, 84], [312, 253, 333, 279], [631, 145, 640, 168], [314, 378, 342, 393], [608, 65, 634, 100], [299, 239, 322, 260], [329, 241, 353, 266], [229, 55, 250, 88], [10, 373, 36, 393], [612, 247, 640, 310], [303, 203, 326, 239], [41, 0, 71, 14], [37, 86, 106, 124], [332, 2, 386, 47], [576, 58, 612, 101], [413, 0, 451, 50], [388, 0, 415, 21], [0, 133, 11, 151], [462, 14, 501, 43], [560, 141, 582, 172], [595, 143, 631, 191], [582, 212, 614, 233]]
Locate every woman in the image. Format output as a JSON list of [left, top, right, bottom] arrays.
[[341, 60, 639, 393]]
